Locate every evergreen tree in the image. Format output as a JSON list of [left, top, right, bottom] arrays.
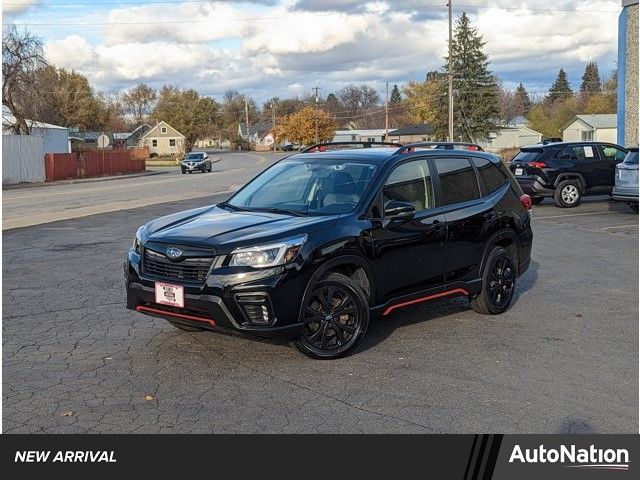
[[432, 12, 499, 142], [390, 84, 402, 103], [514, 82, 531, 115], [548, 68, 572, 103], [580, 62, 602, 94]]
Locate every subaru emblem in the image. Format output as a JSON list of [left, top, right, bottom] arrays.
[[166, 247, 183, 259]]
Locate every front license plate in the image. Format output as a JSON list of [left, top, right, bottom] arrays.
[[515, 168, 523, 176], [155, 282, 184, 308]]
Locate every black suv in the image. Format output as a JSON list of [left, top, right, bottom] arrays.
[[509, 142, 628, 207], [125, 143, 533, 359]]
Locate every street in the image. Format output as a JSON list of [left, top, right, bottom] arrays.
[[2, 153, 638, 433]]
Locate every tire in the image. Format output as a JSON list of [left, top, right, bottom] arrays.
[[629, 203, 639, 213], [553, 179, 582, 208], [187, 171, 192, 174], [181, 170, 186, 174], [531, 196, 544, 205], [470, 246, 516, 315], [295, 273, 369, 359], [167, 320, 204, 332]]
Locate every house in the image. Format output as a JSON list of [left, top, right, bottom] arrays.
[[137, 121, 185, 156], [68, 130, 114, 151], [332, 129, 387, 143], [477, 119, 543, 152], [2, 106, 69, 153], [618, 0, 639, 146], [195, 137, 231, 149], [562, 114, 617, 143], [239, 122, 272, 144], [386, 124, 435, 143]]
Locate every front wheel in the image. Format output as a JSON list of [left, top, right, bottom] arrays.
[[470, 246, 516, 315], [295, 273, 369, 359]]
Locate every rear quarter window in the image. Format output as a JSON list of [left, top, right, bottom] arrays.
[[623, 150, 638, 164], [473, 157, 508, 195], [434, 158, 480, 206], [512, 149, 542, 162]]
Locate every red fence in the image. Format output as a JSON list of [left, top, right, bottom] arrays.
[[44, 150, 145, 181]]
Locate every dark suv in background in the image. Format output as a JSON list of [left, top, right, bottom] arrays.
[[126, 142, 533, 359], [509, 142, 628, 207]]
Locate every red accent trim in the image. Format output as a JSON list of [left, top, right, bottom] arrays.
[[382, 288, 469, 316], [136, 305, 216, 327]]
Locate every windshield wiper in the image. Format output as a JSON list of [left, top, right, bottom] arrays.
[[252, 207, 307, 217]]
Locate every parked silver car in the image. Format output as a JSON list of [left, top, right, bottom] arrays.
[[612, 147, 638, 213]]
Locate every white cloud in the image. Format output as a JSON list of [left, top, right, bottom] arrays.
[[3, 0, 39, 14]]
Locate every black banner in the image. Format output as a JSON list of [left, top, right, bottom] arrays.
[[0, 434, 637, 478]]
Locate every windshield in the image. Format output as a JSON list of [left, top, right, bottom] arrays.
[[186, 153, 205, 160], [511, 149, 542, 163], [227, 160, 377, 215]]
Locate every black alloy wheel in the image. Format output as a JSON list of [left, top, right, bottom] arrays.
[[470, 246, 516, 314], [295, 273, 369, 359]]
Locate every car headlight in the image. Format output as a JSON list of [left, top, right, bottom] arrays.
[[229, 234, 307, 268], [132, 226, 145, 253]]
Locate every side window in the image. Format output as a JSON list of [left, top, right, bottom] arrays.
[[473, 157, 508, 195], [434, 158, 480, 206], [151, 139, 158, 147], [383, 159, 434, 213], [600, 145, 627, 161], [169, 139, 176, 147]]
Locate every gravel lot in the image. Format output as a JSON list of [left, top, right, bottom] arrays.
[[2, 194, 638, 433]]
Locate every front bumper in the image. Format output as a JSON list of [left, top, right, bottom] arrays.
[[124, 249, 307, 338], [611, 186, 639, 203]]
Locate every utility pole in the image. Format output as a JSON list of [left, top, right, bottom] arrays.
[[313, 86, 321, 144], [384, 81, 389, 141], [271, 100, 277, 152], [447, 0, 454, 142], [244, 96, 250, 149]]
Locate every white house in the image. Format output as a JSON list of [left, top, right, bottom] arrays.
[[2, 106, 69, 153], [562, 114, 617, 143], [478, 119, 543, 152], [137, 121, 186, 156], [332, 129, 388, 143]]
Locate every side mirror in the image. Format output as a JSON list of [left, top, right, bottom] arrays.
[[384, 201, 415, 220]]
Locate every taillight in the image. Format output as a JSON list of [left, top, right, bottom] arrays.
[[520, 194, 532, 211], [527, 161, 547, 169]]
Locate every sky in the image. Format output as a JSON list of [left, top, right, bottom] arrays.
[[3, 0, 622, 104]]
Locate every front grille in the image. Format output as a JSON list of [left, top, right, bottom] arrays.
[[142, 248, 214, 283]]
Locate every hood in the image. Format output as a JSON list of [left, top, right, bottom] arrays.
[[144, 205, 339, 253]]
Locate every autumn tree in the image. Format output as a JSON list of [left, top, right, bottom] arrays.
[[580, 62, 602, 94], [152, 85, 222, 148], [2, 25, 48, 134], [221, 89, 258, 140], [274, 106, 336, 145], [122, 83, 157, 123], [403, 71, 442, 125], [547, 68, 572, 103], [336, 84, 380, 116]]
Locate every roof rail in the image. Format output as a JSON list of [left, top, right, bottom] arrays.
[[394, 142, 485, 154], [302, 141, 402, 153]]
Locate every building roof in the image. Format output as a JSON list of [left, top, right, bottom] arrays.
[[387, 124, 434, 136], [570, 114, 617, 130], [335, 129, 387, 136], [2, 106, 68, 131], [240, 122, 271, 137]]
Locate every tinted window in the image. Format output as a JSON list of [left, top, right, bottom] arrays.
[[434, 158, 480, 206], [474, 157, 508, 194], [600, 145, 627, 161], [383, 159, 434, 212], [623, 150, 639, 165], [559, 145, 597, 161], [511, 149, 542, 163]]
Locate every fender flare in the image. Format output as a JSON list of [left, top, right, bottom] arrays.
[[554, 172, 586, 191], [297, 254, 377, 323], [478, 228, 521, 276]]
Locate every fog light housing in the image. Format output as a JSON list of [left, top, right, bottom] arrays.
[[235, 293, 274, 325]]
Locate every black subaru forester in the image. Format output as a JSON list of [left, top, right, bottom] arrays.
[[125, 143, 533, 359]]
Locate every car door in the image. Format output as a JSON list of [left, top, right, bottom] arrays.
[[597, 144, 628, 187], [432, 157, 488, 285], [368, 158, 446, 303]]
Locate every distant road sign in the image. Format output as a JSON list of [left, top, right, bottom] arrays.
[[97, 134, 110, 149]]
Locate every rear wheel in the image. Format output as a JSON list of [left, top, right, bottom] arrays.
[[295, 273, 369, 359], [554, 179, 582, 208], [531, 196, 544, 205], [470, 246, 516, 315], [167, 320, 203, 332]]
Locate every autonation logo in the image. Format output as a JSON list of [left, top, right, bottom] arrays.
[[509, 444, 630, 471]]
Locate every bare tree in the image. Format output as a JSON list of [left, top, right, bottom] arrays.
[[2, 25, 48, 134], [122, 83, 157, 123]]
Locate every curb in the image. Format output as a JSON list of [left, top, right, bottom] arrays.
[[2, 169, 170, 190]]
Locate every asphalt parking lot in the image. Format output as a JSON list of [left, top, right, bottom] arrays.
[[2, 191, 638, 433]]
